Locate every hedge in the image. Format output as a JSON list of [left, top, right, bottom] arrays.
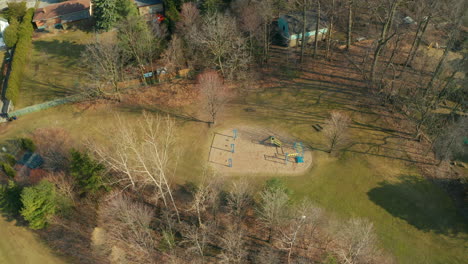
[[1, 162, 16, 178], [5, 8, 35, 105], [3, 19, 19, 48]]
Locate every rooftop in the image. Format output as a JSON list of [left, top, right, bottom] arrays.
[[33, 0, 91, 21], [281, 11, 328, 34], [133, 0, 163, 7]]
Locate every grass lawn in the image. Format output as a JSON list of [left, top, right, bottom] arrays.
[[1, 46, 466, 263], [15, 30, 96, 108], [0, 216, 64, 264]]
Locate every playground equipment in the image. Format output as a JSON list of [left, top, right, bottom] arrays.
[[233, 129, 238, 140], [228, 158, 232, 168], [231, 143, 235, 153], [269, 136, 283, 147], [285, 142, 305, 164]]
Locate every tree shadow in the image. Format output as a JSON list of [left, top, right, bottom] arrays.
[[33, 40, 85, 60], [367, 175, 468, 236]]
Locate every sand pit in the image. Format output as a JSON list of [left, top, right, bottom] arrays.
[[208, 128, 312, 175]]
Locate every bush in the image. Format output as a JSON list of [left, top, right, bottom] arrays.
[[264, 178, 291, 195], [20, 138, 36, 152], [20, 180, 58, 229], [0, 180, 23, 215], [70, 150, 105, 194], [5, 8, 35, 104], [3, 20, 19, 48], [1, 162, 16, 178], [4, 2, 27, 22], [1, 153, 17, 166]]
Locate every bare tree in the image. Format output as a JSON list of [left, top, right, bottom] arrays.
[[226, 179, 252, 220], [117, 16, 167, 82], [323, 111, 351, 153], [346, 0, 353, 51], [370, 0, 400, 85], [198, 70, 231, 126], [313, 0, 321, 58], [219, 226, 247, 264], [92, 113, 180, 220], [192, 13, 251, 79], [180, 222, 214, 260], [187, 169, 221, 226], [162, 35, 186, 73], [32, 128, 72, 172], [45, 172, 75, 204], [279, 200, 324, 264], [82, 36, 128, 96], [98, 192, 157, 263], [256, 185, 290, 243], [333, 218, 381, 264]]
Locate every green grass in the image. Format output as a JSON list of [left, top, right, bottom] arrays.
[[0, 216, 64, 263], [284, 153, 467, 264], [16, 30, 96, 108]]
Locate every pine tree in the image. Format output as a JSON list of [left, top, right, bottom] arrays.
[[0, 181, 23, 215], [93, 0, 118, 31], [70, 150, 105, 194], [20, 181, 57, 229]]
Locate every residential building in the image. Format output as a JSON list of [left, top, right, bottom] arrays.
[[32, 0, 92, 30], [134, 0, 164, 21], [278, 11, 328, 47]]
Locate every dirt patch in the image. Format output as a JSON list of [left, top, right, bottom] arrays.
[[208, 127, 312, 175]]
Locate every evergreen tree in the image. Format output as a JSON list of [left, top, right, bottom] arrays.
[[0, 181, 23, 215], [163, 0, 180, 32], [3, 20, 19, 48], [93, 0, 118, 31], [116, 0, 139, 18], [70, 150, 105, 194], [4, 2, 27, 23], [20, 181, 57, 229]]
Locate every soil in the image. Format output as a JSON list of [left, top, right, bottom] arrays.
[[208, 127, 312, 175]]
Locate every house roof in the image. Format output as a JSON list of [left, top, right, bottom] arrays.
[[281, 11, 327, 35], [33, 0, 91, 21], [134, 0, 163, 7]]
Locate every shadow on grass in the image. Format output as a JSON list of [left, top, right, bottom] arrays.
[[34, 40, 85, 59], [367, 175, 468, 236]]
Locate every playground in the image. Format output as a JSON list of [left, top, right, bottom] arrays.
[[208, 128, 312, 175]]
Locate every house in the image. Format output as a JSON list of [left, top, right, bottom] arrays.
[[133, 0, 164, 21], [278, 11, 328, 47], [32, 0, 92, 30]]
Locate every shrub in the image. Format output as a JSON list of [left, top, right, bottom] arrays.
[[0, 180, 23, 215], [20, 180, 58, 229], [1, 153, 17, 166], [4, 2, 27, 22], [264, 177, 292, 195], [1, 162, 16, 178], [3, 20, 19, 48], [20, 138, 36, 152], [70, 150, 105, 194]]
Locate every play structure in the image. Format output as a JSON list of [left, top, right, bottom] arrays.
[[268, 136, 304, 164], [209, 128, 311, 174]]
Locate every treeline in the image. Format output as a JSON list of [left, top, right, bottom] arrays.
[[5, 7, 35, 105]]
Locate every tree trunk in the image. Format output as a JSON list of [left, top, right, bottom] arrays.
[[325, 0, 335, 59], [404, 15, 431, 68], [370, 0, 399, 84], [313, 0, 320, 58], [300, 3, 307, 64], [346, 0, 353, 51]]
